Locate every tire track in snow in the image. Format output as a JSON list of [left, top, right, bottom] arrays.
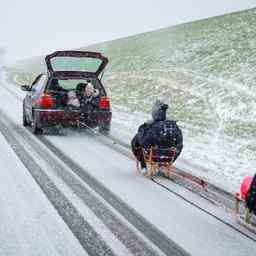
[[36, 135, 189, 256], [0, 108, 190, 256], [0, 113, 115, 256]]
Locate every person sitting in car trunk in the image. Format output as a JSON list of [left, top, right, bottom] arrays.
[[131, 100, 183, 173], [76, 82, 87, 101], [80, 82, 100, 113]]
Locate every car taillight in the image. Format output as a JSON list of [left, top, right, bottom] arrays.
[[38, 94, 55, 108], [99, 96, 110, 109]]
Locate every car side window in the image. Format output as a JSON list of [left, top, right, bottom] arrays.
[[31, 75, 48, 93]]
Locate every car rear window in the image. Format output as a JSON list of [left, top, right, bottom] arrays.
[[50, 57, 102, 73]]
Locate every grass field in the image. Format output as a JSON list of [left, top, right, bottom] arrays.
[[9, 8, 256, 189]]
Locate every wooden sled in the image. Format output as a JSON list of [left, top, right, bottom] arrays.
[[136, 146, 207, 190]]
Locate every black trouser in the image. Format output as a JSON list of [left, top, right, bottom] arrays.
[[246, 174, 256, 213]]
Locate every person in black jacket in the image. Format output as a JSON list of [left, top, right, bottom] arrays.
[[245, 173, 256, 215], [80, 82, 100, 113], [131, 100, 183, 172]]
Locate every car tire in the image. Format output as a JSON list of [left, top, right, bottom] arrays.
[[32, 114, 43, 135], [22, 105, 29, 127], [99, 123, 111, 136]]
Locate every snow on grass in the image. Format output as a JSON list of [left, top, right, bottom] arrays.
[[8, 8, 256, 190]]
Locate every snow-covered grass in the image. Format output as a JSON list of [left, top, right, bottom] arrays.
[[8, 8, 256, 188]]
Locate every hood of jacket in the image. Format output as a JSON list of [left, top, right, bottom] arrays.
[[151, 100, 168, 121]]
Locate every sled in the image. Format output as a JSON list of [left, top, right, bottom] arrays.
[[235, 192, 256, 234], [136, 146, 207, 190]]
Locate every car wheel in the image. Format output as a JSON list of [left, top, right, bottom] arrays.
[[99, 123, 111, 136], [32, 115, 43, 135], [22, 105, 29, 127]]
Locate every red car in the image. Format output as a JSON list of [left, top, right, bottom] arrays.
[[22, 51, 112, 134]]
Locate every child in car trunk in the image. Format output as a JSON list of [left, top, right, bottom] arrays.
[[80, 83, 100, 112]]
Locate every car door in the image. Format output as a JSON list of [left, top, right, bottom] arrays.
[[24, 74, 42, 121], [26, 74, 48, 121]]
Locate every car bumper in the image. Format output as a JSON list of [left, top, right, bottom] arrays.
[[34, 109, 112, 128]]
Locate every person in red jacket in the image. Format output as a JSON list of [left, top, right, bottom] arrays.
[[238, 173, 256, 223]]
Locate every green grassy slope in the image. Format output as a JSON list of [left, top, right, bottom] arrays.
[[9, 8, 256, 183], [85, 8, 256, 140], [13, 8, 256, 135]]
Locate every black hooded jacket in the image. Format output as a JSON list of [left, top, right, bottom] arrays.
[[131, 101, 183, 160]]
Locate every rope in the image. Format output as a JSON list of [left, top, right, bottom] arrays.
[[151, 178, 256, 242]]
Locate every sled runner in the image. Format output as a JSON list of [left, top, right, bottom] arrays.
[[136, 146, 207, 189], [235, 193, 256, 234]]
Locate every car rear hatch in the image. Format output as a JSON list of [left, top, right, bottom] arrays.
[[45, 51, 108, 78]]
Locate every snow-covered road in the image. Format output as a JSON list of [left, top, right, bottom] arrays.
[[0, 72, 255, 255], [0, 117, 88, 256]]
